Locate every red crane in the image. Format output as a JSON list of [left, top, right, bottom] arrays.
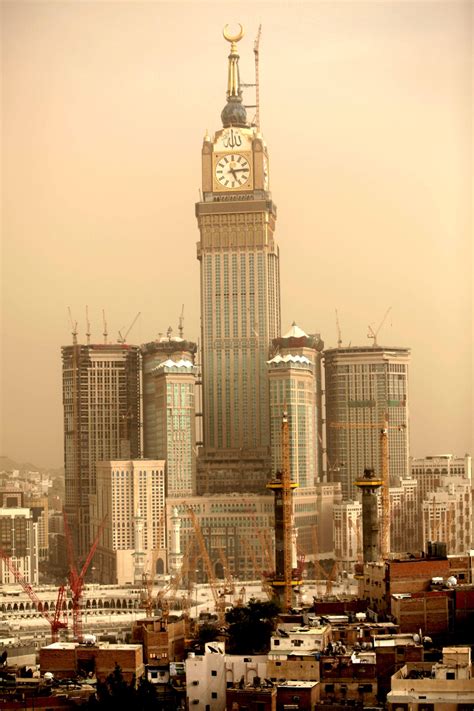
[[62, 511, 107, 641], [0, 549, 67, 643]]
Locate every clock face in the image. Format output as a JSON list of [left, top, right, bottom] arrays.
[[215, 154, 251, 189]]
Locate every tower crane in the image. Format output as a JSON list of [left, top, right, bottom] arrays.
[[0, 550, 67, 643], [117, 311, 141, 344], [335, 309, 342, 348], [63, 511, 107, 641], [185, 507, 226, 626], [367, 307, 392, 347]]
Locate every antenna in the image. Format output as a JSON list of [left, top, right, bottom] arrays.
[[68, 307, 78, 345], [117, 312, 141, 345], [102, 310, 108, 345], [367, 307, 392, 347], [178, 305, 185, 339], [85, 305, 91, 345], [254, 24, 262, 129], [335, 309, 342, 348]]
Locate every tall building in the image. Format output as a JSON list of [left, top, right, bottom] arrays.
[[324, 346, 410, 500], [0, 506, 38, 585], [62, 343, 141, 559], [267, 323, 324, 489], [93, 459, 166, 584], [142, 336, 198, 497], [333, 500, 362, 571], [195, 27, 280, 492]]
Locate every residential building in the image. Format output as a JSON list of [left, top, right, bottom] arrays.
[[387, 646, 474, 709], [196, 27, 280, 494], [62, 342, 140, 559], [422, 478, 472, 555], [141, 336, 198, 497], [324, 346, 410, 500], [92, 459, 166, 584], [389, 477, 420, 554], [39, 642, 144, 684], [186, 641, 268, 711]]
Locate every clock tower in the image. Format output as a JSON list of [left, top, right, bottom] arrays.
[[196, 26, 281, 492]]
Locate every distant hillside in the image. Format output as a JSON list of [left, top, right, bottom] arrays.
[[0, 455, 63, 476]]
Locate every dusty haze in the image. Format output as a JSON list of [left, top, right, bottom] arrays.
[[1, 1, 472, 468]]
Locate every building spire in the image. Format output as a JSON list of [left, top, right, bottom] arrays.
[[221, 24, 247, 128]]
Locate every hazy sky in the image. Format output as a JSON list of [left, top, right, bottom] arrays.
[[1, 1, 472, 468]]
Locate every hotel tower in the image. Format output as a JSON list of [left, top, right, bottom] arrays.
[[196, 26, 281, 493]]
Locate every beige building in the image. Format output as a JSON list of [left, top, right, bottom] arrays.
[[195, 28, 280, 494], [141, 336, 197, 497], [267, 324, 324, 489], [388, 646, 474, 709], [167, 494, 274, 581], [93, 459, 166, 584], [333, 500, 362, 571], [389, 478, 420, 555], [0, 507, 38, 585], [324, 346, 410, 500], [422, 477, 472, 555]]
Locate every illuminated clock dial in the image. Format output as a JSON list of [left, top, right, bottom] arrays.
[[215, 154, 250, 189]]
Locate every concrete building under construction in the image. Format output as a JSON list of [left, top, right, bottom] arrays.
[[62, 343, 141, 562]]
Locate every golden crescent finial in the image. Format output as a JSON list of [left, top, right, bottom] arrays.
[[223, 24, 244, 44]]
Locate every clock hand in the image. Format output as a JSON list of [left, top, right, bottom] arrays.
[[232, 168, 248, 173]]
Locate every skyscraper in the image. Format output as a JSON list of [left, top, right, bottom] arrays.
[[195, 27, 280, 492], [324, 346, 410, 500], [267, 324, 324, 488], [142, 336, 198, 497], [62, 343, 140, 559]]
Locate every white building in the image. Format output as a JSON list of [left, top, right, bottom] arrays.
[[333, 500, 362, 571], [388, 646, 474, 709], [422, 477, 472, 555], [93, 459, 166, 584], [186, 641, 268, 711]]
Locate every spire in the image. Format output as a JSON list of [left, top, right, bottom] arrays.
[[221, 24, 247, 128]]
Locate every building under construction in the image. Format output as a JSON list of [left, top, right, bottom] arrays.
[[62, 343, 141, 570]]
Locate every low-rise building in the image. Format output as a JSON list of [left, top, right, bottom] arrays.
[[267, 624, 330, 682], [131, 616, 186, 664], [39, 641, 144, 684], [387, 645, 474, 709], [185, 642, 268, 711], [226, 683, 277, 711], [276, 680, 320, 710], [319, 650, 378, 706]]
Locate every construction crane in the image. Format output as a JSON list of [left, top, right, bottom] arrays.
[[267, 412, 301, 611], [102, 309, 108, 344], [329, 413, 401, 559], [63, 511, 107, 641], [335, 309, 342, 348], [85, 305, 91, 345], [117, 311, 141, 344], [241, 25, 262, 128], [185, 507, 225, 625], [0, 550, 67, 643], [367, 307, 392, 347]]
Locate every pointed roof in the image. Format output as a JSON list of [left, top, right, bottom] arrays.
[[283, 322, 308, 339]]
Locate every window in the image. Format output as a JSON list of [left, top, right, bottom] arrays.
[[211, 692, 217, 699], [273, 639, 280, 646], [211, 670, 217, 677], [325, 684, 334, 692]]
